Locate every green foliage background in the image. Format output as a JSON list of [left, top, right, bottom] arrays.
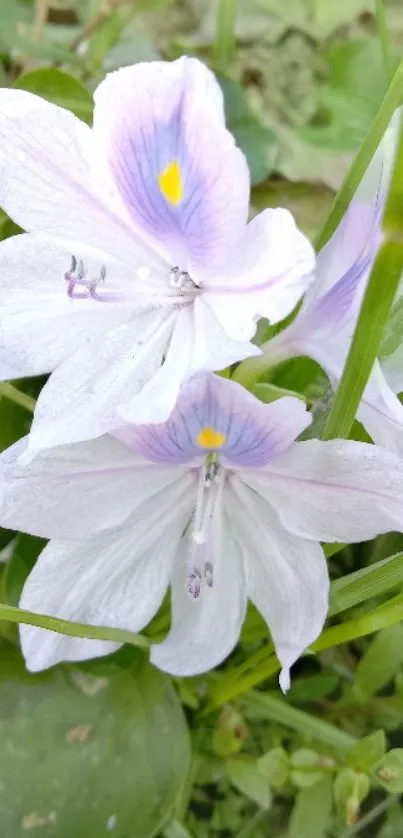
[[2, 1, 403, 836]]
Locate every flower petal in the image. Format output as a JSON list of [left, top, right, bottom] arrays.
[[132, 371, 310, 466], [357, 361, 403, 455], [227, 479, 328, 691], [243, 439, 403, 543], [19, 478, 192, 672], [0, 434, 190, 539], [27, 308, 175, 450], [118, 299, 259, 426], [150, 515, 247, 676], [0, 234, 136, 377], [93, 57, 250, 276], [205, 209, 315, 341], [0, 88, 165, 271]]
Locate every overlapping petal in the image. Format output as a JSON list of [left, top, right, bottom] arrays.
[[93, 57, 250, 276], [204, 209, 315, 341], [20, 481, 191, 671], [0, 88, 165, 271]]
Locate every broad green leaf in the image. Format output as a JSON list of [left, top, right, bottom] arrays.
[[346, 731, 386, 772], [373, 749, 403, 793], [226, 757, 271, 809], [354, 624, 403, 699], [0, 644, 190, 837], [218, 75, 277, 185], [326, 38, 391, 110], [289, 774, 333, 838], [14, 68, 93, 122], [316, 58, 403, 250]]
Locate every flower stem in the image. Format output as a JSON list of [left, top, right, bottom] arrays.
[[0, 383, 36, 413]]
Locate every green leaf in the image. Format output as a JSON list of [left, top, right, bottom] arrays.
[[226, 757, 271, 809], [0, 644, 190, 837], [354, 624, 403, 699], [289, 774, 333, 838], [13, 68, 93, 122], [290, 749, 324, 789], [3, 534, 45, 607], [287, 674, 339, 702], [333, 769, 370, 824], [257, 747, 289, 788], [252, 382, 307, 404], [373, 749, 403, 793], [241, 692, 356, 752], [316, 58, 403, 251], [346, 731, 387, 772], [218, 75, 277, 185], [329, 551, 403, 616]]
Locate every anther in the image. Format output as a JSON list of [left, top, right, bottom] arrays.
[[169, 266, 200, 294], [65, 256, 108, 301], [204, 561, 214, 588], [187, 568, 202, 600]]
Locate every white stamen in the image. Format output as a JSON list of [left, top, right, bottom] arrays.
[[186, 457, 223, 599]]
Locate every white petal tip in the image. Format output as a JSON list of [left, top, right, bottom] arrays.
[[279, 667, 291, 694]]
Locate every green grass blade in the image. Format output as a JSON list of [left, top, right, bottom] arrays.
[[376, 0, 394, 83], [0, 601, 150, 649], [323, 241, 403, 439], [240, 692, 356, 752], [214, 0, 238, 66]]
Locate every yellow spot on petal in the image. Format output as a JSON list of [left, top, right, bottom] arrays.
[[158, 160, 183, 206], [197, 427, 226, 450]]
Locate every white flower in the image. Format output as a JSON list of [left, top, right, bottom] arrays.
[[1, 372, 403, 689], [262, 108, 403, 454], [0, 56, 314, 451]]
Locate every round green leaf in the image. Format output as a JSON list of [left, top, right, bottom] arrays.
[[0, 644, 190, 837], [290, 749, 324, 789]]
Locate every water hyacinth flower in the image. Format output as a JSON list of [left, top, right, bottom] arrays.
[[2, 373, 403, 689], [0, 57, 314, 452], [261, 108, 403, 454]]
